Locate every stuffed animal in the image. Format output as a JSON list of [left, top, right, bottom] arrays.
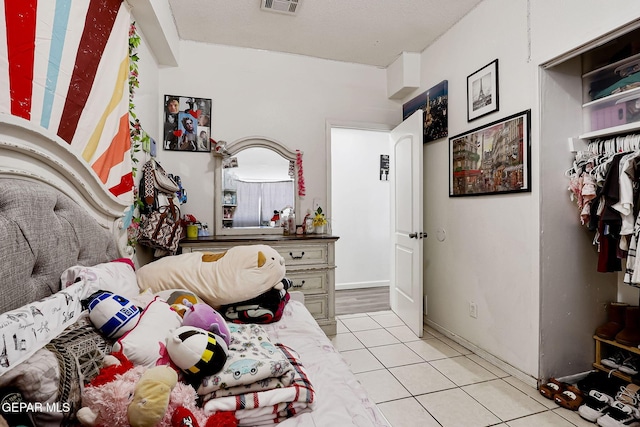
[[155, 289, 202, 317], [166, 326, 228, 382], [136, 245, 286, 307], [81, 290, 141, 339], [77, 354, 210, 427], [182, 300, 231, 346], [127, 365, 178, 427], [221, 277, 292, 324]]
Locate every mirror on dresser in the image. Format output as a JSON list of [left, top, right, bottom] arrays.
[[213, 137, 300, 236]]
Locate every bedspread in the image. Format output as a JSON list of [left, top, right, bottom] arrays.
[[262, 299, 391, 427]]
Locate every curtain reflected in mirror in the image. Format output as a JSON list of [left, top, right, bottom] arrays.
[[233, 180, 294, 227], [221, 146, 295, 230]]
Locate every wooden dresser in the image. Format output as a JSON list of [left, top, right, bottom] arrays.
[[179, 234, 339, 335]]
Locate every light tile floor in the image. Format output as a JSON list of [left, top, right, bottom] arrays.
[[331, 311, 594, 427]]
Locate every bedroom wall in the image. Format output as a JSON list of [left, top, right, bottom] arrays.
[[152, 43, 401, 232], [131, 0, 640, 381], [411, 0, 640, 381]]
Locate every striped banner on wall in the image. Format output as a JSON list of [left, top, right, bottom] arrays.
[[0, 0, 133, 201]]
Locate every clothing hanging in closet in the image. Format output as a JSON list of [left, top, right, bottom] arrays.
[[567, 134, 640, 282]]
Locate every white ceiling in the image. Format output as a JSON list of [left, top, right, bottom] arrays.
[[167, 0, 484, 68]]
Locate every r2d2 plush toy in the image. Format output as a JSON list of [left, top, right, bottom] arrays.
[[82, 290, 141, 339]]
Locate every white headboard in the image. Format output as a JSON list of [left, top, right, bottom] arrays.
[[0, 114, 132, 258]]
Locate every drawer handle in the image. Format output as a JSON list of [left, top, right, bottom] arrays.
[[289, 251, 305, 260], [292, 280, 305, 288]]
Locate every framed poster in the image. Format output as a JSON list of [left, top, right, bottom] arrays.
[[402, 80, 449, 143], [467, 59, 499, 122], [163, 95, 212, 152], [449, 110, 531, 197]]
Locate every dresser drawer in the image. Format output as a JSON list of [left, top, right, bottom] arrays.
[[276, 244, 328, 267], [304, 294, 328, 321], [286, 270, 328, 294]]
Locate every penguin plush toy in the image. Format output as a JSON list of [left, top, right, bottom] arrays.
[[166, 326, 229, 384]]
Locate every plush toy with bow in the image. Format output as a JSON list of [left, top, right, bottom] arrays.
[[182, 300, 231, 346], [76, 353, 211, 427]]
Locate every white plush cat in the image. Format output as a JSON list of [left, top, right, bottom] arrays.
[[136, 244, 286, 308]]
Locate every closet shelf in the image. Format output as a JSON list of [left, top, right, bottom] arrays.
[[583, 52, 640, 79], [594, 335, 640, 385], [579, 122, 640, 140], [582, 86, 640, 109]]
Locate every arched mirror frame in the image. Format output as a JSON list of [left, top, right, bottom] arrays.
[[213, 136, 300, 236]]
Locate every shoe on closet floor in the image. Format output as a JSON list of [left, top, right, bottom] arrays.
[[596, 400, 640, 427], [603, 351, 631, 369], [579, 389, 616, 422], [539, 378, 567, 400], [578, 371, 628, 423], [554, 384, 584, 410], [617, 384, 640, 406]]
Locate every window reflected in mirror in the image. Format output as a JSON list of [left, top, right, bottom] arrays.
[[221, 147, 294, 229]]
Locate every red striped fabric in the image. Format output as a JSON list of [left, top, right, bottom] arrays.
[[4, 0, 36, 119], [56, 0, 121, 143]]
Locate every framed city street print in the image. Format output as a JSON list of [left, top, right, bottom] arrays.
[[163, 95, 212, 152], [467, 59, 499, 122], [449, 110, 530, 197]]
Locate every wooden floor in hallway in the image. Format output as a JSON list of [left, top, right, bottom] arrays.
[[335, 286, 390, 316]]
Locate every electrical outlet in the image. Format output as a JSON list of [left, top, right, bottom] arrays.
[[469, 302, 478, 319], [313, 198, 322, 211]]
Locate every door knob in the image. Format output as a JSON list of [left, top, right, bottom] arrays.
[[409, 232, 418, 238]]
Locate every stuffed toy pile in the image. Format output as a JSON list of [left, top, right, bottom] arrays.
[[76, 353, 235, 427], [71, 245, 293, 427]]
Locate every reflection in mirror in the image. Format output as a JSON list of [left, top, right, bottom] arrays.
[[221, 147, 294, 229]]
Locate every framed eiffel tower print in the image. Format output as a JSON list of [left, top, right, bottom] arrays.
[[467, 59, 499, 122]]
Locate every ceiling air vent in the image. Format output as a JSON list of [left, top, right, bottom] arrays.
[[261, 0, 300, 15]]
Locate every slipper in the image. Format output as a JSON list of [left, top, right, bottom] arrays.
[[554, 384, 584, 410], [539, 378, 566, 400]]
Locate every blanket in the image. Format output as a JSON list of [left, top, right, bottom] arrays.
[[197, 324, 295, 400], [202, 344, 315, 426]]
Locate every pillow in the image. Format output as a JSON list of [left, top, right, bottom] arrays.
[[0, 281, 85, 377], [136, 245, 286, 307], [111, 297, 182, 368], [0, 315, 112, 427], [60, 258, 139, 301]]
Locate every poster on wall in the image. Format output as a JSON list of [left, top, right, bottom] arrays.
[[449, 110, 531, 197], [467, 59, 499, 122], [402, 80, 448, 143], [163, 95, 212, 152]]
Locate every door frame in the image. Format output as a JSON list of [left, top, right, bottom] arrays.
[[325, 120, 394, 229]]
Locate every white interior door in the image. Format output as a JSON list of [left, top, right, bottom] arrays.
[[390, 109, 424, 337]]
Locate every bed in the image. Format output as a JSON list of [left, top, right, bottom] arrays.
[[0, 116, 390, 427]]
